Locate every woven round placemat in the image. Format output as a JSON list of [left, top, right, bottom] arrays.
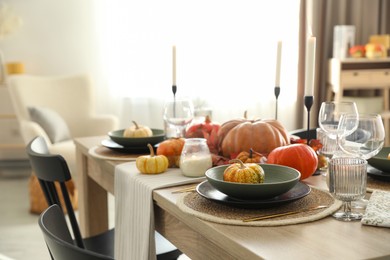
[[177, 187, 342, 226], [367, 176, 390, 192]]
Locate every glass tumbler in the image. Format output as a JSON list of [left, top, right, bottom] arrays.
[[328, 157, 367, 221], [180, 138, 212, 177]]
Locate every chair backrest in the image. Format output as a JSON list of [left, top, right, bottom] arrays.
[[26, 136, 84, 248], [39, 205, 113, 260]]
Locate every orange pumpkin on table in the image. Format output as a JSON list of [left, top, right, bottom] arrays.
[[218, 118, 290, 158], [156, 138, 185, 168], [267, 143, 318, 180], [236, 148, 264, 163]]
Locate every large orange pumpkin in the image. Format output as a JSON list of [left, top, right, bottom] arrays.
[[156, 138, 185, 168], [267, 143, 318, 180], [218, 119, 290, 158]]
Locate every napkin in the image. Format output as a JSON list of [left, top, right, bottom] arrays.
[[361, 190, 390, 228], [114, 162, 205, 260]]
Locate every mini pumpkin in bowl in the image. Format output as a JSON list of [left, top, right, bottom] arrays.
[[108, 126, 165, 147], [205, 162, 300, 200]]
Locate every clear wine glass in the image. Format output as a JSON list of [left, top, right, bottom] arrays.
[[337, 114, 385, 160], [163, 97, 194, 138], [318, 101, 359, 177], [335, 113, 385, 214], [318, 101, 359, 140]]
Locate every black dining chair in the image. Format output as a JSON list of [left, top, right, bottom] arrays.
[[39, 204, 113, 260], [27, 136, 182, 260]]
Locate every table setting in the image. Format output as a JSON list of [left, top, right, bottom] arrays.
[[101, 103, 390, 259], [82, 44, 390, 260]]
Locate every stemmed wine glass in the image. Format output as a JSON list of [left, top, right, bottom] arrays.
[[317, 101, 359, 175], [329, 114, 385, 221], [318, 101, 359, 140], [337, 114, 385, 160], [163, 97, 194, 138]]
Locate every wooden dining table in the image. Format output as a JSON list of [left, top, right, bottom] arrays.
[[75, 136, 390, 260]]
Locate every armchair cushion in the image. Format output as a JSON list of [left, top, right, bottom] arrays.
[[28, 106, 71, 143]]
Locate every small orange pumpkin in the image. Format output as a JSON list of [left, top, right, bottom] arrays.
[[156, 138, 185, 168], [223, 159, 265, 183], [236, 148, 263, 163], [267, 144, 318, 180]]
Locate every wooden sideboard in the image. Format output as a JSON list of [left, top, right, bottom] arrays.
[[327, 58, 390, 145]]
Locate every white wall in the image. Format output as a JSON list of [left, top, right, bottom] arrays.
[[0, 0, 100, 74], [0, 0, 113, 114]]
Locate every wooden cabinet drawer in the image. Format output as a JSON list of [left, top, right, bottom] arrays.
[[341, 71, 372, 86], [341, 69, 390, 87], [372, 70, 390, 83]]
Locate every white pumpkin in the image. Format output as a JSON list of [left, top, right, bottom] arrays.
[[123, 121, 153, 137]]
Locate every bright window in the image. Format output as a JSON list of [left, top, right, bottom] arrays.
[[95, 0, 300, 128]]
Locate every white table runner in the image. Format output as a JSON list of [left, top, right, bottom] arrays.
[[114, 162, 205, 260]]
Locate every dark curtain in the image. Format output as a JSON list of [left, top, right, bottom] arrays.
[[297, 0, 390, 129]]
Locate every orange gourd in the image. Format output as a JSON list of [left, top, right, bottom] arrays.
[[223, 159, 265, 183], [236, 148, 263, 163], [156, 138, 185, 168], [267, 144, 318, 180]]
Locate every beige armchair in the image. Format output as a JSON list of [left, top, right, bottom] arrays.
[[8, 74, 119, 175]]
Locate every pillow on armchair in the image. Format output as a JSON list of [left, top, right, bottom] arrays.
[[28, 106, 72, 143]]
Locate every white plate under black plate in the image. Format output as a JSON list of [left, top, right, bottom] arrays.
[[367, 165, 390, 182], [196, 181, 311, 209], [101, 139, 150, 154]]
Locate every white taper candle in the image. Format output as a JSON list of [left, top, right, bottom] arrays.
[[172, 45, 176, 86], [275, 41, 282, 87], [304, 37, 316, 96]]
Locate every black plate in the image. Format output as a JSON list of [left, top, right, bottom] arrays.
[[101, 139, 150, 154], [196, 181, 311, 209], [367, 165, 390, 182]]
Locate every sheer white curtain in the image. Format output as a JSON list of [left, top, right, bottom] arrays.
[[95, 0, 300, 130]]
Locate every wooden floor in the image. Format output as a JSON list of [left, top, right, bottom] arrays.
[[0, 164, 189, 260]]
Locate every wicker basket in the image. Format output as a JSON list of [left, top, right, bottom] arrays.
[[29, 173, 78, 214]]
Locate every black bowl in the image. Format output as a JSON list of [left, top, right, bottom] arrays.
[[108, 129, 165, 147]]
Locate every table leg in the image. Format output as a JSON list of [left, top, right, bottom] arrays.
[[76, 149, 108, 237]]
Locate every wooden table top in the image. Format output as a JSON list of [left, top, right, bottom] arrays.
[[75, 136, 390, 260]]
